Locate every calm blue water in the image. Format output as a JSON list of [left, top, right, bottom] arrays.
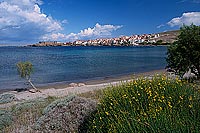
[[0, 46, 167, 90]]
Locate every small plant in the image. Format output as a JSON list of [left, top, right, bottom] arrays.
[[16, 61, 39, 92], [87, 75, 200, 132], [0, 93, 16, 104]]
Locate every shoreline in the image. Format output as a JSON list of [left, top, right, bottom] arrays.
[[0, 69, 166, 94], [0, 69, 166, 103]]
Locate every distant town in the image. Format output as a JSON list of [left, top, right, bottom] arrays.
[[29, 30, 179, 47]]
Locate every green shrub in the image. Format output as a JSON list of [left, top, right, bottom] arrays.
[[11, 98, 47, 114], [42, 95, 75, 115], [87, 75, 200, 132], [1, 96, 56, 132], [0, 110, 13, 130], [34, 96, 97, 132], [0, 93, 16, 104]]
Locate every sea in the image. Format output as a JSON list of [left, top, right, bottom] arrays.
[[0, 46, 167, 91]]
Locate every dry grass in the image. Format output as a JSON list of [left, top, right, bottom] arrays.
[[78, 89, 104, 101], [1, 96, 57, 132]]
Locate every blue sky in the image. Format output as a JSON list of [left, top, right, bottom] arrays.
[[0, 0, 200, 45]]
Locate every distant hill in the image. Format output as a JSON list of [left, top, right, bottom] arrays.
[[155, 30, 180, 43]]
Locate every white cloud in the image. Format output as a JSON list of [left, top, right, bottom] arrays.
[[157, 24, 165, 28], [0, 0, 122, 44], [0, 0, 62, 44], [178, 0, 200, 3], [78, 23, 122, 37], [42, 23, 123, 41], [61, 19, 68, 24], [168, 12, 200, 27]]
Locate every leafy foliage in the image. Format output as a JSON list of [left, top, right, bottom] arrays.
[[87, 76, 200, 132], [16, 61, 38, 90], [166, 24, 200, 79], [16, 61, 33, 80]]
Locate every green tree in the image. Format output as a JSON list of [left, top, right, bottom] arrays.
[[156, 40, 163, 45], [17, 61, 39, 91], [166, 24, 200, 79]]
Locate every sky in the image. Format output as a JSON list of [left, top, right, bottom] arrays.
[[0, 0, 200, 45]]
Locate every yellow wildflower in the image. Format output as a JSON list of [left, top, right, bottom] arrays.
[[158, 99, 162, 102], [169, 104, 172, 108], [122, 94, 127, 99], [93, 126, 96, 128], [189, 96, 192, 101], [105, 112, 109, 115], [168, 102, 172, 108], [179, 96, 183, 100]]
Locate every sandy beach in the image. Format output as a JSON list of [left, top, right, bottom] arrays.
[[0, 69, 166, 108]]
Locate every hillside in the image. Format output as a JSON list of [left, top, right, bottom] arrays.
[[155, 30, 180, 43]]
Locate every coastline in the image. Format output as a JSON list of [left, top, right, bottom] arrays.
[[35, 69, 165, 90], [0, 69, 166, 94], [0, 69, 166, 103]]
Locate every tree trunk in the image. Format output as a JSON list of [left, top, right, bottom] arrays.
[[28, 79, 41, 92]]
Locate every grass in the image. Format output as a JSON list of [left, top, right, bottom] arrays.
[[78, 89, 104, 101], [87, 75, 200, 132]]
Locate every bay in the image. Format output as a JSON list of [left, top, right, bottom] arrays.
[[0, 46, 167, 90]]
